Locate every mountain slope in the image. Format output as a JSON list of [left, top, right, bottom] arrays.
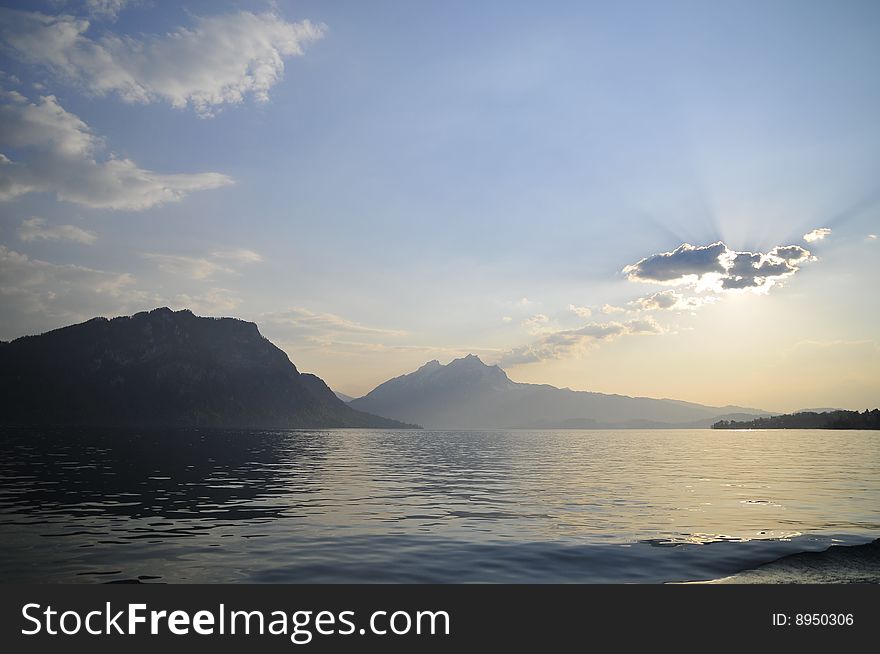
[[349, 355, 769, 428], [0, 308, 416, 429]]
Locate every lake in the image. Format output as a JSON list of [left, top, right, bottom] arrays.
[[0, 428, 877, 583]]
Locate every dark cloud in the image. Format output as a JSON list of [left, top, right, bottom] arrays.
[[769, 245, 812, 263], [722, 251, 795, 290], [623, 242, 728, 283], [623, 240, 814, 293]]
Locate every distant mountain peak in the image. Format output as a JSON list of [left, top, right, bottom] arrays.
[[412, 355, 507, 380], [417, 359, 443, 372], [447, 353, 487, 367], [445, 354, 509, 380], [350, 355, 769, 429]]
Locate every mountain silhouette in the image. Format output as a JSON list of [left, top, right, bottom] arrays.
[[0, 308, 417, 429], [349, 354, 770, 428]]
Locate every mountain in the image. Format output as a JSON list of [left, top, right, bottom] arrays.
[[0, 308, 417, 429], [333, 391, 354, 403], [713, 410, 880, 430], [349, 354, 770, 429]]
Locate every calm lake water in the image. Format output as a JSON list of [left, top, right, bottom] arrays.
[[1, 428, 878, 583]]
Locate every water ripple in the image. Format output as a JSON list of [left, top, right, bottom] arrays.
[[0, 427, 877, 582]]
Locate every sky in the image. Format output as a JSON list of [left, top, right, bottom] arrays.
[[0, 0, 878, 412]]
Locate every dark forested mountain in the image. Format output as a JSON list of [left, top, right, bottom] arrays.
[[349, 354, 770, 429], [713, 410, 880, 430], [0, 308, 416, 429]]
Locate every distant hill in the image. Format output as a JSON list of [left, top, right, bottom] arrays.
[[349, 354, 770, 429], [333, 391, 355, 403], [795, 407, 844, 414], [713, 409, 880, 430], [0, 308, 417, 429]]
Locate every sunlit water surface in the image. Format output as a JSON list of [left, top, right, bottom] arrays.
[[0, 428, 877, 583]]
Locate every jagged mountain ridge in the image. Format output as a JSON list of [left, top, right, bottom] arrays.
[[349, 354, 770, 428]]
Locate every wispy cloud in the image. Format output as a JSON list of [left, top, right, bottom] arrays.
[[172, 288, 242, 315], [600, 303, 625, 314], [262, 308, 407, 338], [499, 317, 663, 366], [143, 254, 234, 280], [211, 248, 264, 264], [0, 91, 232, 209], [283, 337, 494, 358], [629, 289, 715, 312], [0, 242, 262, 337], [0, 244, 158, 339], [143, 248, 263, 280], [85, 0, 135, 21], [521, 313, 551, 334], [18, 216, 97, 244], [0, 8, 325, 117], [143, 246, 263, 280], [803, 227, 831, 243], [567, 304, 592, 319]]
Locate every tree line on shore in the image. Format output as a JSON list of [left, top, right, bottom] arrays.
[[713, 409, 880, 430]]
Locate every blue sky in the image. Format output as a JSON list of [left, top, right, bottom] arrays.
[[1, 0, 878, 410]]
